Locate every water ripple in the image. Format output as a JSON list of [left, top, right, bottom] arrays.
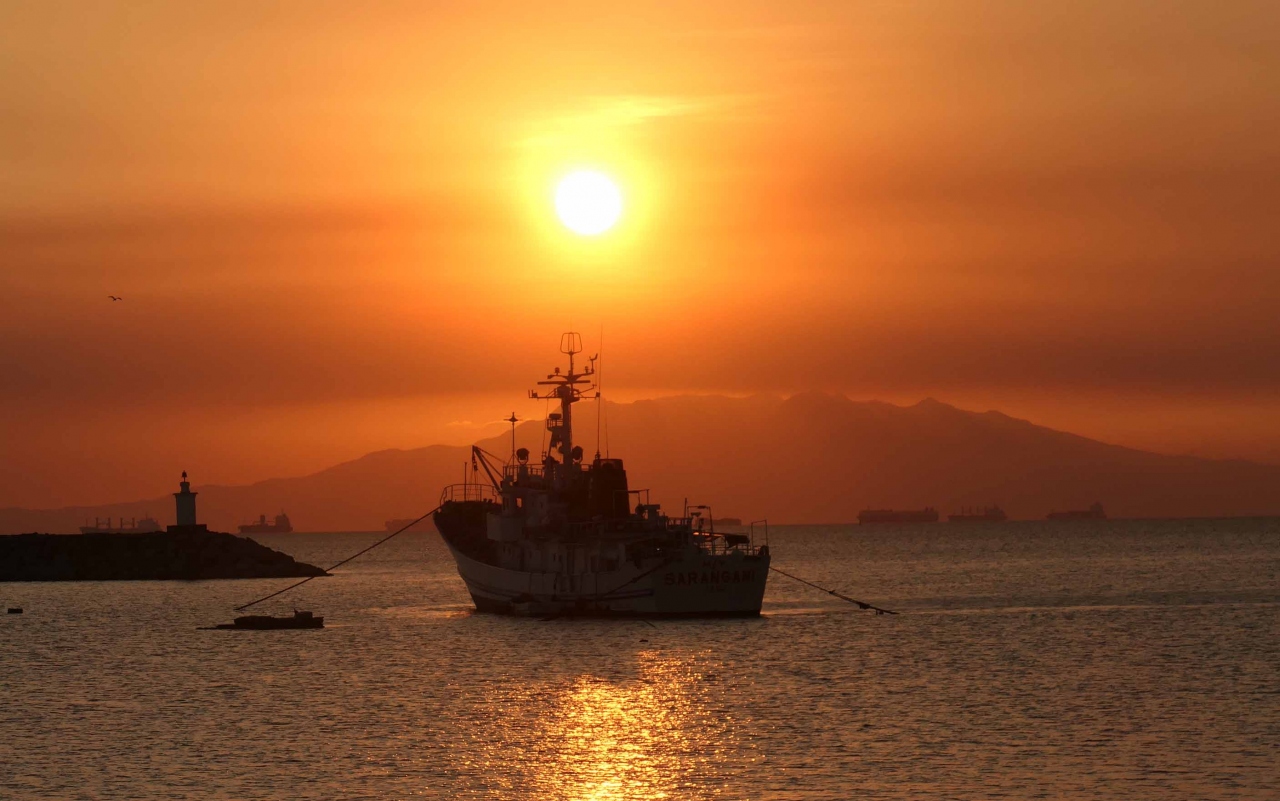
[[2, 520, 1277, 799]]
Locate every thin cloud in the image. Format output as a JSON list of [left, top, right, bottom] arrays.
[[519, 93, 753, 149], [667, 23, 829, 43]]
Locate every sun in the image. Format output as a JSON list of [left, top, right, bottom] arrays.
[[554, 170, 623, 236]]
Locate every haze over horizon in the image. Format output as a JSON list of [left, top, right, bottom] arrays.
[[4, 1, 1278, 508], [6, 392, 1279, 534]]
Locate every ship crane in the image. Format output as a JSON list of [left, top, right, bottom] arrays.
[[471, 445, 506, 491]]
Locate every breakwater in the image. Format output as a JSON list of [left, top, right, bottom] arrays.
[[0, 529, 327, 582]]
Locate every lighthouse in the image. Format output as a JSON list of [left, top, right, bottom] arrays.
[[169, 471, 206, 533]]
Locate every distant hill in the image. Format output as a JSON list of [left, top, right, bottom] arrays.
[[3, 394, 1278, 533]]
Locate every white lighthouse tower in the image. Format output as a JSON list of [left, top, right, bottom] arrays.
[[169, 471, 205, 533]]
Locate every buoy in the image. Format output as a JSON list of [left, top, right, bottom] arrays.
[[7, 608, 22, 614]]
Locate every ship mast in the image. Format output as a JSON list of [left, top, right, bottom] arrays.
[[529, 332, 597, 476]]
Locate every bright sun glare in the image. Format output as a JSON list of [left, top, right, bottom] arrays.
[[554, 170, 623, 236]]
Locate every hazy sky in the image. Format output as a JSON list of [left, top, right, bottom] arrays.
[[3, 1, 1278, 507]]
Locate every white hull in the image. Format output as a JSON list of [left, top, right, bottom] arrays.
[[444, 543, 769, 617]]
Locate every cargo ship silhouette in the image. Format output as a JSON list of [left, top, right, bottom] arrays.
[[949, 506, 1008, 523], [79, 516, 162, 534], [238, 513, 293, 534], [385, 518, 434, 533], [858, 508, 939, 524], [1047, 502, 1106, 521]]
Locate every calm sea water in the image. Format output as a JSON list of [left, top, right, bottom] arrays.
[[2, 520, 1277, 800]]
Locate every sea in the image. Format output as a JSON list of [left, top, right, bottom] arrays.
[[2, 519, 1277, 800]]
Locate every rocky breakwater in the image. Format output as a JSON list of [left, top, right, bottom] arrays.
[[0, 528, 328, 582]]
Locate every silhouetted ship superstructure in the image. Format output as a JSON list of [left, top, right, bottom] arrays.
[[858, 508, 939, 524], [432, 333, 770, 617], [949, 506, 1008, 523], [1047, 502, 1107, 521], [79, 516, 162, 534], [238, 513, 293, 534]]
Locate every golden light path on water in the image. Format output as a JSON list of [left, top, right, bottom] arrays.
[[445, 650, 742, 798], [537, 656, 729, 800]]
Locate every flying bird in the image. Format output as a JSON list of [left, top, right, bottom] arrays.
[[108, 295, 122, 301]]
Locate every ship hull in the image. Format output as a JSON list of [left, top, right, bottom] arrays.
[[441, 541, 770, 618]]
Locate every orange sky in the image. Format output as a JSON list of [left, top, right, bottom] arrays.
[[2, 1, 1279, 507]]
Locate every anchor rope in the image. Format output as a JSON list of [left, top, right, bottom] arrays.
[[769, 566, 897, 615], [234, 505, 441, 611], [234, 511, 896, 617], [591, 556, 675, 600]]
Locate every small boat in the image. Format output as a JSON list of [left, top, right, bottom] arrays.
[[214, 610, 323, 630]]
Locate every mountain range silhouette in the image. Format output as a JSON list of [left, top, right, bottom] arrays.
[[3, 394, 1278, 533]]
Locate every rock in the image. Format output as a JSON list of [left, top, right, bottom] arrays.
[[0, 530, 328, 582]]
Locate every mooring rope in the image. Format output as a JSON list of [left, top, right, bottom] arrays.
[[769, 566, 897, 615], [234, 510, 897, 617], [234, 506, 441, 611], [593, 557, 675, 601]]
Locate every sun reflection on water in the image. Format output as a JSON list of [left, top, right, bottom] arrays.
[[528, 652, 739, 801]]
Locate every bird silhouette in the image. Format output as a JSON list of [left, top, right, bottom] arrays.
[[108, 295, 122, 301]]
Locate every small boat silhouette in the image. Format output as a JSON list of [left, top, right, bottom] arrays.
[[214, 610, 323, 630]]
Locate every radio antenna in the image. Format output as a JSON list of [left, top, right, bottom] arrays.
[[506, 412, 519, 464], [595, 326, 604, 460]]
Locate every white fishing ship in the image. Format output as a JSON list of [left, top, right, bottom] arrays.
[[433, 333, 770, 617]]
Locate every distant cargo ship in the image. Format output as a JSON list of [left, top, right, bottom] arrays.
[[238, 513, 293, 534], [384, 518, 435, 533], [858, 507, 939, 524], [949, 506, 1008, 523], [1047, 502, 1106, 521], [79, 516, 162, 535]]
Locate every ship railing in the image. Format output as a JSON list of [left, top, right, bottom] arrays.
[[557, 516, 766, 554], [503, 464, 546, 480], [563, 518, 664, 539], [439, 484, 498, 505], [691, 533, 763, 556]]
